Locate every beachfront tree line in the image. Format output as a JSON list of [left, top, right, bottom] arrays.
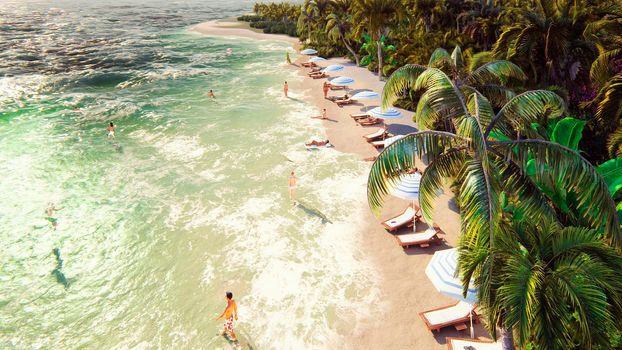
[[244, 0, 622, 349]]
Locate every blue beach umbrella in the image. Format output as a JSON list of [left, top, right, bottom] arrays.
[[426, 248, 478, 337], [368, 106, 402, 119], [329, 76, 355, 85], [322, 64, 344, 72], [309, 56, 326, 62], [352, 91, 380, 100], [301, 48, 318, 55]]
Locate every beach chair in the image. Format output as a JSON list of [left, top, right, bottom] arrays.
[[371, 140, 386, 149], [327, 95, 346, 102], [419, 301, 478, 332], [363, 128, 387, 141], [382, 206, 420, 231], [336, 98, 355, 106], [350, 113, 370, 121], [395, 227, 440, 248], [446, 337, 501, 350], [329, 84, 347, 90], [301, 62, 317, 68], [311, 73, 328, 79], [358, 117, 383, 126]]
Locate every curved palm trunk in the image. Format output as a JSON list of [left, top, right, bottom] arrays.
[[342, 37, 359, 66], [376, 35, 383, 80], [500, 327, 515, 350]]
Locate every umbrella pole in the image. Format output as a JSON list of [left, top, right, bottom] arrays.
[[469, 305, 474, 338]]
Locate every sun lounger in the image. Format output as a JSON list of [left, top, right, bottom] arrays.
[[301, 62, 317, 68], [350, 113, 370, 120], [336, 98, 355, 106], [371, 140, 385, 149], [395, 227, 440, 248], [446, 337, 501, 350], [419, 301, 478, 332], [363, 128, 387, 141], [382, 206, 419, 231], [311, 73, 328, 79], [358, 117, 383, 126], [329, 84, 347, 90]]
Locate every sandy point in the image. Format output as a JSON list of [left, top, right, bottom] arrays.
[[191, 19, 299, 45]]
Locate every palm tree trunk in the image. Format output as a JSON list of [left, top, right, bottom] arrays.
[[342, 37, 359, 66], [376, 35, 383, 80], [500, 327, 515, 350]]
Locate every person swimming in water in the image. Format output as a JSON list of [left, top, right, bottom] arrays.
[[45, 202, 63, 230], [215, 291, 238, 341], [208, 89, 215, 98], [107, 122, 116, 138], [305, 139, 331, 147]]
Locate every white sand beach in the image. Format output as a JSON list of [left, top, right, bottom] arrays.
[[193, 19, 492, 349]]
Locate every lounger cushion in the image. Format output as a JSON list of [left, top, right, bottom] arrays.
[[397, 228, 436, 245], [423, 301, 473, 327], [364, 128, 385, 139], [448, 338, 501, 350], [383, 207, 415, 229]]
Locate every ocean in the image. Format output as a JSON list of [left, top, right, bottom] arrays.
[[0, 1, 380, 349]]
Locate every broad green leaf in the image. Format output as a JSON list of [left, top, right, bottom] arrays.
[[596, 158, 622, 197], [551, 117, 586, 151]]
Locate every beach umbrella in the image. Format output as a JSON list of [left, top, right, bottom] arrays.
[[368, 106, 402, 119], [389, 171, 421, 228], [300, 48, 317, 55], [322, 64, 344, 72], [351, 91, 380, 100], [329, 76, 355, 85], [309, 56, 326, 63], [426, 248, 478, 338]]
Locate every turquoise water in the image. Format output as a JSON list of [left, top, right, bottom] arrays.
[[0, 1, 380, 349]]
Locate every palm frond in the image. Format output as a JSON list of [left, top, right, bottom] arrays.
[[490, 139, 621, 247], [465, 60, 528, 87], [485, 90, 566, 137], [606, 126, 622, 158], [367, 131, 459, 212], [381, 64, 427, 109], [468, 51, 495, 73], [595, 73, 622, 126], [590, 49, 622, 86], [414, 68, 468, 122], [451, 45, 464, 73], [419, 149, 466, 223], [428, 47, 451, 69]]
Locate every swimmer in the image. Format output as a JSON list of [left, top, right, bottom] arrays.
[[305, 139, 331, 147], [208, 89, 215, 98], [106, 122, 116, 138], [45, 202, 63, 230], [226, 48, 233, 56], [288, 171, 297, 204]]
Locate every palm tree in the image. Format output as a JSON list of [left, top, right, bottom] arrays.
[[353, 0, 402, 80], [326, 0, 360, 66], [459, 218, 622, 350], [382, 45, 527, 124], [368, 68, 620, 251], [457, 0, 504, 51]]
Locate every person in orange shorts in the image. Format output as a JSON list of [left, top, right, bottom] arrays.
[[216, 291, 238, 341]]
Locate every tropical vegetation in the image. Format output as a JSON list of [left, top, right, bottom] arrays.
[[242, 0, 622, 348]]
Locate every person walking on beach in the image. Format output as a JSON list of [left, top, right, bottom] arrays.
[[283, 81, 289, 97], [322, 81, 329, 99], [45, 202, 63, 230], [288, 171, 297, 204], [107, 122, 116, 138], [208, 89, 215, 98], [215, 291, 238, 341]]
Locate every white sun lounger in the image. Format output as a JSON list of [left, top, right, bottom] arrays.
[[420, 301, 477, 332], [395, 227, 439, 248], [382, 206, 417, 231], [350, 113, 370, 120], [371, 140, 385, 149], [363, 128, 386, 141], [446, 337, 501, 350]]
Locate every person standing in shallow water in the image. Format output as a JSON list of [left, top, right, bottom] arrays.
[[283, 81, 288, 97], [106, 122, 116, 138], [216, 291, 238, 341], [45, 202, 63, 230], [288, 171, 297, 204]]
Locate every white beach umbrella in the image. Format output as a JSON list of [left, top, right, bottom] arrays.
[[329, 76, 355, 85], [383, 134, 405, 148], [391, 172, 421, 201], [426, 248, 478, 337], [309, 56, 326, 62], [368, 106, 402, 119], [322, 64, 344, 72], [351, 91, 380, 100], [300, 48, 318, 55]]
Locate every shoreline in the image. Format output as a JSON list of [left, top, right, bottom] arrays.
[[193, 19, 483, 349]]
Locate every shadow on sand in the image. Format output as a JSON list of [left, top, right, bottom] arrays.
[[296, 201, 332, 224]]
